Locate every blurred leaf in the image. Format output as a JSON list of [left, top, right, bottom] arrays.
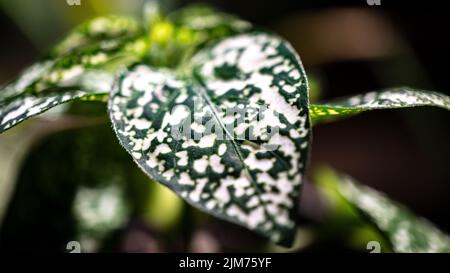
[[314, 167, 360, 220], [0, 124, 150, 252], [313, 166, 391, 252], [146, 4, 253, 68], [0, 113, 105, 225], [51, 15, 142, 57], [324, 168, 450, 253], [144, 181, 184, 231], [109, 33, 310, 246], [307, 73, 322, 103], [266, 229, 315, 253], [0, 0, 144, 49], [0, 16, 147, 133], [169, 4, 252, 36], [0, 82, 108, 133], [143, 0, 164, 29], [310, 88, 450, 125], [0, 3, 254, 133]]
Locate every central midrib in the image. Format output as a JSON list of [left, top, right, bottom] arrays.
[[192, 75, 277, 227]]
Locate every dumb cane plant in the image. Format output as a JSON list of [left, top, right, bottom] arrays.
[[1, 3, 450, 251]]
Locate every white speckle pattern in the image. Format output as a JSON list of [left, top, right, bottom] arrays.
[[339, 174, 450, 253], [53, 15, 140, 56], [310, 88, 450, 125], [109, 33, 311, 245], [0, 15, 144, 133], [0, 90, 97, 132]]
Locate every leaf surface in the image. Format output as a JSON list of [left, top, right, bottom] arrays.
[[0, 16, 146, 133], [310, 88, 450, 125], [51, 15, 142, 57], [169, 4, 252, 34], [328, 168, 450, 253], [109, 33, 311, 246]]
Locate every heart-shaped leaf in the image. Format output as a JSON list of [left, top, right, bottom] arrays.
[[310, 88, 450, 125], [109, 33, 311, 246], [325, 168, 450, 253]]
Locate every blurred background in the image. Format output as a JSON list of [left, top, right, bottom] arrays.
[[0, 0, 449, 252]]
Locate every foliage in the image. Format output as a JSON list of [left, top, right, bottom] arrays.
[[316, 167, 450, 253], [1, 2, 450, 249]]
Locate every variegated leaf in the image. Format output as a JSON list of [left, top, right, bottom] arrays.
[[146, 4, 252, 68], [332, 170, 450, 253], [0, 17, 147, 133], [0, 124, 148, 252], [109, 33, 311, 246], [51, 15, 142, 57], [169, 4, 252, 35], [310, 88, 450, 125], [0, 70, 113, 132]]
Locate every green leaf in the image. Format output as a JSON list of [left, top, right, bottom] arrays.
[[310, 88, 450, 125], [169, 4, 252, 35], [328, 168, 450, 253], [109, 33, 311, 246], [0, 16, 147, 133], [0, 71, 113, 133], [146, 4, 252, 68], [51, 15, 142, 57], [1, 15, 144, 101], [313, 166, 393, 252], [0, 123, 150, 252]]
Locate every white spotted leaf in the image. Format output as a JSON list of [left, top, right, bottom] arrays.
[[109, 33, 311, 246], [329, 169, 450, 253], [0, 16, 147, 133], [310, 88, 450, 125], [51, 15, 142, 57]]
